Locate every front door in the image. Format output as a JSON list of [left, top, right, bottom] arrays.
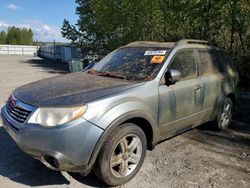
[[159, 49, 202, 138]]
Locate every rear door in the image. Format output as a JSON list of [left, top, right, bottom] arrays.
[[197, 49, 223, 121], [216, 51, 238, 91]]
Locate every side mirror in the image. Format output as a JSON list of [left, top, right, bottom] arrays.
[[165, 69, 181, 85]]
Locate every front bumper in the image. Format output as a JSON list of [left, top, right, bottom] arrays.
[[1, 105, 104, 174]]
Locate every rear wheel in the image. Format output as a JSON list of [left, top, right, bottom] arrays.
[[216, 97, 233, 130], [94, 123, 147, 186]]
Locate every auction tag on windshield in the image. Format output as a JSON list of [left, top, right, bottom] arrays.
[[151, 56, 165, 64], [144, 50, 167, 56]]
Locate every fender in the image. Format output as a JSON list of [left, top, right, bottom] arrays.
[[86, 110, 158, 170], [81, 80, 160, 172]]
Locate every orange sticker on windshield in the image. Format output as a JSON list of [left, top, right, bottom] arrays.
[[151, 56, 165, 64]]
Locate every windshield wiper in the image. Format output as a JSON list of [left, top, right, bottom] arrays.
[[96, 71, 127, 80]]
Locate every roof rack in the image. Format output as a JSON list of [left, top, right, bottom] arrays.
[[177, 39, 211, 46]]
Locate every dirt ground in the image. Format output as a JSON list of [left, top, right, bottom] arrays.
[[0, 56, 249, 188]]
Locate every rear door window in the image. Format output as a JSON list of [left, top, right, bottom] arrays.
[[198, 50, 219, 75]]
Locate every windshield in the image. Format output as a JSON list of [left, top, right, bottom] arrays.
[[89, 47, 169, 81]]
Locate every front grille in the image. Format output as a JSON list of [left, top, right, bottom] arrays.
[[6, 101, 32, 124]]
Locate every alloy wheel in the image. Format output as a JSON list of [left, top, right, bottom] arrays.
[[220, 100, 232, 128], [110, 134, 142, 178]]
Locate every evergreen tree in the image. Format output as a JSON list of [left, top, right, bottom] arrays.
[[4, 26, 33, 45], [0, 31, 7, 44]]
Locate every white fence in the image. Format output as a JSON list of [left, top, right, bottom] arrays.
[[0, 44, 83, 62], [0, 44, 39, 56]]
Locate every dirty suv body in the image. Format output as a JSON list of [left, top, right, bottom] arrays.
[[1, 40, 238, 186]]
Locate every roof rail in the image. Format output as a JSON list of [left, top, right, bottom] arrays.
[[177, 39, 211, 46]]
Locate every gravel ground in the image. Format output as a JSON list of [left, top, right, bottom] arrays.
[[0, 56, 249, 188]]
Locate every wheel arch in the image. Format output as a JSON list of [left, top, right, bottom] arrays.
[[226, 92, 236, 106], [87, 112, 157, 169], [123, 117, 154, 150], [208, 90, 236, 125]]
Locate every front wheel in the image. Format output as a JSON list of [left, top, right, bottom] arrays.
[[216, 97, 233, 130], [94, 123, 147, 186]]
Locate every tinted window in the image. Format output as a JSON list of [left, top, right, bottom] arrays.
[[169, 50, 197, 80], [198, 50, 219, 75]]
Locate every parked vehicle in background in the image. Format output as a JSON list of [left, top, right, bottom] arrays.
[[1, 39, 238, 186], [82, 62, 95, 72]]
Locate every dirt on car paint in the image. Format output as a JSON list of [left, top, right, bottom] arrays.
[[0, 56, 249, 188]]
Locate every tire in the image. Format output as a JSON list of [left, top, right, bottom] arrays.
[[94, 123, 147, 186], [216, 97, 233, 130]]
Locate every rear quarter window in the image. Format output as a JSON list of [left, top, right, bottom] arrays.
[[217, 51, 234, 70]]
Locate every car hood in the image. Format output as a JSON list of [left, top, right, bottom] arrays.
[[13, 72, 142, 107]]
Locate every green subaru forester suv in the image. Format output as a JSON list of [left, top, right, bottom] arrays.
[[1, 39, 238, 186]]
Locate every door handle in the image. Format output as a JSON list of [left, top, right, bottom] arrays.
[[194, 84, 202, 90]]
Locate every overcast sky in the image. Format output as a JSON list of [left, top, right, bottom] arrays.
[[0, 0, 78, 42]]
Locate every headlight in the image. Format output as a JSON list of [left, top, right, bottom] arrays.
[[28, 106, 87, 127]]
